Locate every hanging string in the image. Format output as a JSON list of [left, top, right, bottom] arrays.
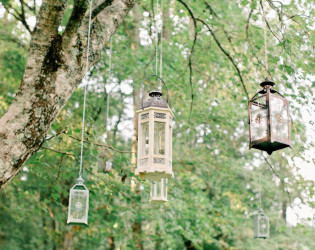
[[259, 164, 262, 209], [109, 36, 113, 80], [259, 152, 263, 209], [263, 16, 268, 74], [155, 0, 160, 78], [79, 0, 93, 178], [159, 0, 164, 90], [105, 37, 113, 141], [261, 3, 269, 78], [105, 90, 110, 140]]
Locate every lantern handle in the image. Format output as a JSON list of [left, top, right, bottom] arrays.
[[141, 74, 170, 109]]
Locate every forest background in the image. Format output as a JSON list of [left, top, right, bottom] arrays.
[[0, 0, 314, 249]]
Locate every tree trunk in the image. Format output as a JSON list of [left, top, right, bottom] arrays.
[[0, 0, 137, 189], [282, 200, 287, 221], [108, 235, 115, 250], [62, 231, 73, 250], [132, 220, 144, 250]]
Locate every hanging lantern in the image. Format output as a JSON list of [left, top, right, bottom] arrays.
[[135, 75, 174, 181], [150, 178, 168, 203], [67, 177, 89, 225], [105, 160, 113, 172], [253, 209, 269, 238], [248, 78, 291, 155]]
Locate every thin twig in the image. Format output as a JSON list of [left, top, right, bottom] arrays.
[[42, 146, 76, 158], [68, 135, 136, 154], [262, 154, 292, 205], [177, 0, 198, 122]]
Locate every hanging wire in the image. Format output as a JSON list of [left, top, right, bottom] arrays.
[[259, 151, 264, 209], [260, 3, 270, 78], [109, 36, 113, 80], [259, 164, 263, 209], [105, 37, 113, 141], [263, 15, 268, 74], [159, 0, 164, 90], [155, 0, 160, 78], [79, 0, 93, 178], [105, 90, 110, 140]]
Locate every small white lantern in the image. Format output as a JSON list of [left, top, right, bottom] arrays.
[[67, 177, 89, 225], [135, 87, 174, 181], [105, 160, 113, 172], [150, 178, 168, 203], [253, 209, 269, 239]]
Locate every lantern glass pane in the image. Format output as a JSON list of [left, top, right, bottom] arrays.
[[154, 122, 165, 155], [259, 217, 269, 235], [140, 122, 149, 156], [270, 95, 289, 141], [150, 178, 168, 201], [69, 188, 88, 222], [169, 125, 172, 157], [250, 96, 267, 141], [105, 160, 113, 172]]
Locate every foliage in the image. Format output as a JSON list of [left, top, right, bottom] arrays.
[[0, 0, 314, 249]]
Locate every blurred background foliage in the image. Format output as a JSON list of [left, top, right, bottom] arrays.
[[0, 0, 314, 249]]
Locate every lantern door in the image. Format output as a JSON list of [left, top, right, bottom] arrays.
[[138, 110, 150, 172], [254, 213, 269, 239], [249, 95, 268, 144], [152, 111, 168, 170], [258, 216, 269, 238], [67, 184, 89, 225], [269, 94, 290, 145]]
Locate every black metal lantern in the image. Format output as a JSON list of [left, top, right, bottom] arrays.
[[248, 79, 291, 155]]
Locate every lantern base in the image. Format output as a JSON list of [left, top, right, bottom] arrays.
[[136, 166, 174, 181], [138, 171, 174, 181], [150, 198, 168, 203], [67, 221, 88, 226], [254, 235, 269, 239], [250, 141, 291, 155]]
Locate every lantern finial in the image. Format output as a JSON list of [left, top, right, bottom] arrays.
[[149, 90, 163, 97], [260, 78, 275, 88]]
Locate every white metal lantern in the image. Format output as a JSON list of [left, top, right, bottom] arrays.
[[105, 160, 113, 172], [67, 177, 89, 225], [135, 76, 174, 181], [253, 209, 269, 239], [150, 178, 168, 203]]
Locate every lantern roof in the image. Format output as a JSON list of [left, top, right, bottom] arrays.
[[76, 176, 85, 185], [141, 90, 169, 109], [260, 78, 275, 88], [251, 78, 284, 99]]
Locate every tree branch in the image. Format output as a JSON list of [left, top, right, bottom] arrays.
[[177, 0, 198, 122], [196, 18, 249, 100]]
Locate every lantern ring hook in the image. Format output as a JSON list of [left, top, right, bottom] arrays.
[[140, 74, 170, 109]]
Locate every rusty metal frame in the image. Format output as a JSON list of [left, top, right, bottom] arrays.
[[248, 81, 291, 154]]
